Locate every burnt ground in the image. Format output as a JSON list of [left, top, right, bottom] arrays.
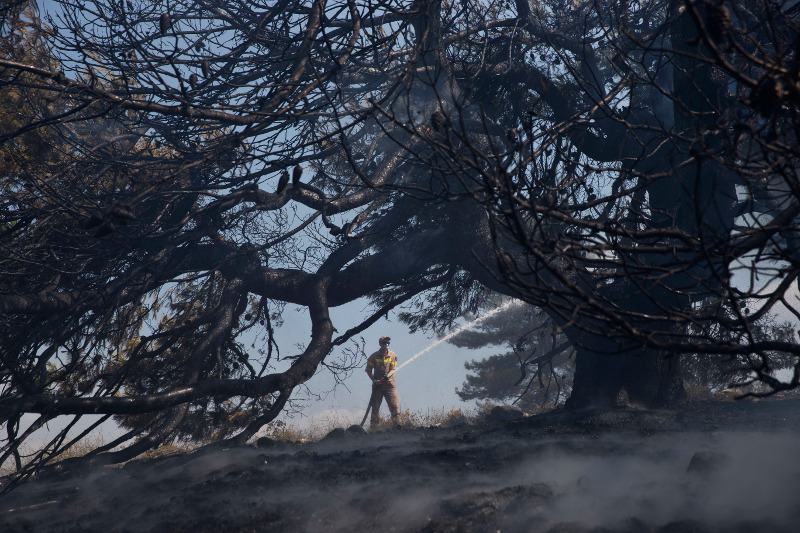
[[2, 400, 800, 533]]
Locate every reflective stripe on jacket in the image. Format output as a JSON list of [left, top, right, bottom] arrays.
[[366, 350, 397, 380]]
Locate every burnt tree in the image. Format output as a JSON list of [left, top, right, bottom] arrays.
[[1, 0, 799, 484]]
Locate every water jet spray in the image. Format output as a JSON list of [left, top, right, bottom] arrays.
[[359, 299, 522, 427]]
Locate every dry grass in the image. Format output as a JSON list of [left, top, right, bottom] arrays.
[[0, 434, 106, 477], [262, 421, 318, 443], [394, 407, 474, 428], [686, 383, 771, 402], [138, 441, 196, 460], [58, 434, 106, 460], [261, 407, 480, 442], [0, 435, 201, 478], [2, 407, 491, 470], [684, 382, 717, 401]]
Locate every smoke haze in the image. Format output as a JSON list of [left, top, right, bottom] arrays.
[[3, 404, 800, 532]]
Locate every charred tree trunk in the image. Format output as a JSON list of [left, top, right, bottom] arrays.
[[564, 346, 622, 409], [565, 345, 686, 410], [564, 2, 730, 410]]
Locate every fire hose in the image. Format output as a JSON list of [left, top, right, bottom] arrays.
[[358, 374, 394, 427], [357, 300, 520, 428]]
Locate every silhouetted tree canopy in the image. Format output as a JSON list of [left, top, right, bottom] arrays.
[[452, 301, 796, 409], [448, 298, 573, 409], [2, 0, 800, 486]]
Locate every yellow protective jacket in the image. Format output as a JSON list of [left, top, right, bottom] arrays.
[[366, 350, 397, 382]]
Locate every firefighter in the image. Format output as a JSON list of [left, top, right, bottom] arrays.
[[365, 336, 400, 428]]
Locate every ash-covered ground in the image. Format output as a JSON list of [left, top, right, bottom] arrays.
[[3, 400, 800, 533]]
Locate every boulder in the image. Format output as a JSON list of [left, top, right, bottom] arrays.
[[488, 405, 525, 423], [445, 413, 469, 428], [686, 450, 729, 475], [255, 436, 276, 449], [346, 424, 367, 435], [322, 427, 347, 441]]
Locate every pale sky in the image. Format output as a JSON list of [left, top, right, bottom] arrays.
[[25, 0, 800, 445], [17, 302, 498, 448], [18, 0, 502, 446], [269, 299, 501, 428]]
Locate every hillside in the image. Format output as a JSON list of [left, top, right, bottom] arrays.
[[3, 400, 800, 533]]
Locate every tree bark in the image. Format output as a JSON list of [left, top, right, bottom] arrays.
[[564, 346, 622, 409], [566, 345, 686, 410]]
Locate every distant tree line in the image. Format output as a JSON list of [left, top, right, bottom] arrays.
[[451, 300, 796, 410]]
